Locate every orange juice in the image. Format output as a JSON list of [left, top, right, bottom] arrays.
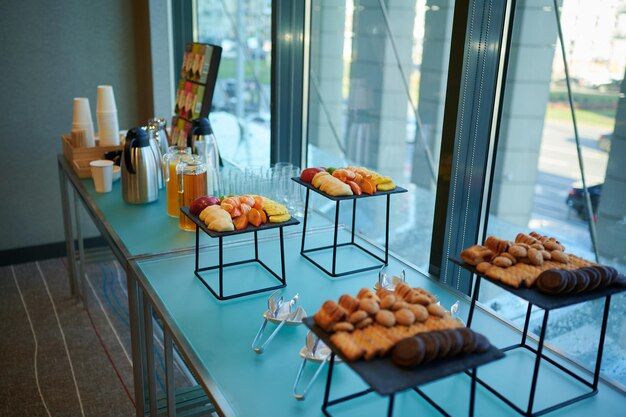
[[166, 163, 179, 217], [179, 170, 208, 231], [163, 146, 191, 217]]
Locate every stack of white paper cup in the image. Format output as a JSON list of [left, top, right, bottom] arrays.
[[72, 98, 96, 147], [96, 85, 120, 146], [89, 160, 114, 193]]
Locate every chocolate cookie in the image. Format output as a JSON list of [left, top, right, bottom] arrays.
[[417, 333, 440, 362], [458, 327, 476, 354], [392, 337, 426, 368], [434, 331, 452, 358], [537, 270, 568, 294], [447, 329, 465, 357], [562, 271, 578, 294], [573, 269, 590, 293], [614, 274, 626, 288], [472, 332, 490, 353], [586, 266, 604, 291]]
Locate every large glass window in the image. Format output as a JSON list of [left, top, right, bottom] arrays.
[[196, 0, 272, 167], [307, 0, 454, 270], [483, 0, 626, 385]]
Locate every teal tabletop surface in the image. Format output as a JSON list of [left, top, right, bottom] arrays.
[[133, 230, 626, 417]]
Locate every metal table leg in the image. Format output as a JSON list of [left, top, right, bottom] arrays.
[[73, 194, 87, 307], [58, 162, 79, 297], [144, 298, 158, 417], [165, 331, 176, 417], [128, 272, 147, 417]]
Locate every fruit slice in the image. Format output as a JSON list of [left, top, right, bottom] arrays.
[[269, 213, 291, 223], [220, 202, 234, 213], [239, 195, 255, 207], [233, 215, 249, 230], [359, 178, 377, 195], [377, 181, 396, 191], [253, 195, 264, 210], [346, 180, 362, 195], [259, 209, 268, 224], [240, 203, 252, 215], [248, 208, 263, 227], [230, 207, 242, 218]]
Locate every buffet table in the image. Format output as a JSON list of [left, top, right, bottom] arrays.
[[57, 155, 626, 417]]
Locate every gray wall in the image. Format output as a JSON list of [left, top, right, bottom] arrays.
[[0, 0, 153, 251]]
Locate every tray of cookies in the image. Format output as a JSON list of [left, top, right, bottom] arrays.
[[455, 231, 626, 309], [292, 166, 407, 201], [305, 285, 503, 395]]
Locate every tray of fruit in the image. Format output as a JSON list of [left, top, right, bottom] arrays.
[[182, 194, 300, 238], [293, 166, 407, 200]]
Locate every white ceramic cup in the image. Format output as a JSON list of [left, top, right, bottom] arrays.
[[90, 160, 114, 193], [96, 85, 117, 112]]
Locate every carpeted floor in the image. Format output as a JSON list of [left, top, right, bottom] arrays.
[[0, 253, 200, 417]]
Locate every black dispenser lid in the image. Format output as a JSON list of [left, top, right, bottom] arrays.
[[191, 117, 213, 136], [125, 127, 150, 147]]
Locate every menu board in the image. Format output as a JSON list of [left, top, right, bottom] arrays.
[[171, 42, 222, 147]]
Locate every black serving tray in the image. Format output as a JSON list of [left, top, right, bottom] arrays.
[[449, 257, 626, 310], [291, 177, 407, 201], [181, 207, 300, 238], [303, 317, 504, 396]]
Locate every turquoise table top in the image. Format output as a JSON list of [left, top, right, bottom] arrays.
[[60, 156, 331, 259], [132, 229, 626, 417]]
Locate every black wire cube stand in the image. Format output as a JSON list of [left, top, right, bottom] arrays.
[[450, 257, 626, 417], [181, 207, 299, 301], [292, 177, 407, 277], [304, 317, 504, 417]]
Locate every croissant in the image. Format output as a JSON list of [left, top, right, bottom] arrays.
[[208, 217, 235, 232]]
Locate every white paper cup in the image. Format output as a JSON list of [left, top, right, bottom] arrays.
[[72, 121, 95, 147], [96, 85, 117, 112], [73, 97, 93, 125], [97, 111, 120, 146], [90, 160, 114, 192]]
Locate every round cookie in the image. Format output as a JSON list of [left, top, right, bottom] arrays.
[[391, 301, 411, 311], [333, 322, 354, 332], [427, 303, 446, 318], [375, 310, 396, 327], [417, 333, 440, 362], [573, 269, 590, 293], [355, 317, 373, 329], [380, 294, 396, 310], [395, 309, 416, 326], [447, 329, 465, 357], [359, 298, 380, 315], [408, 304, 429, 322], [562, 271, 578, 294], [349, 310, 368, 324], [392, 337, 425, 368], [458, 327, 476, 354], [472, 332, 490, 353], [537, 270, 568, 294], [433, 331, 451, 358]]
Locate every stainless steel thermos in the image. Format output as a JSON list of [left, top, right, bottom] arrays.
[[121, 128, 159, 204]]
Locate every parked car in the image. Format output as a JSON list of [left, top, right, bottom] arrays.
[[598, 133, 612, 152], [566, 182, 602, 221]]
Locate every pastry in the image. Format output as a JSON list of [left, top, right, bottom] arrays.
[[395, 309, 416, 326], [484, 236, 510, 254], [515, 233, 538, 245], [394, 283, 413, 301], [338, 294, 360, 313], [500, 252, 517, 265], [460, 245, 494, 266], [476, 262, 492, 274], [357, 288, 379, 301], [380, 294, 396, 310], [313, 300, 347, 331], [413, 288, 437, 304], [330, 331, 364, 361], [375, 310, 396, 327]]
